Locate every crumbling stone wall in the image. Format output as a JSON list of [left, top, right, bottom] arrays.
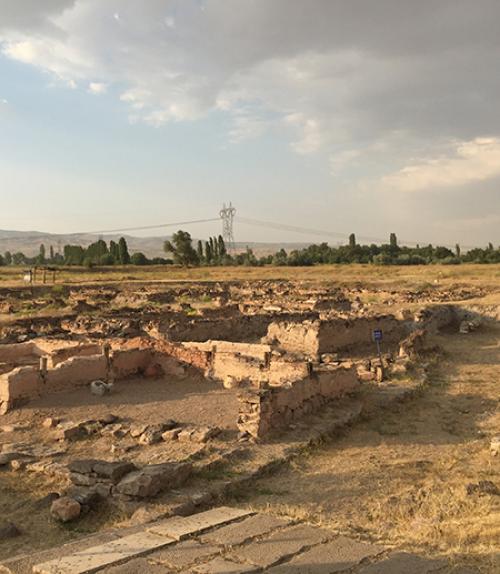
[[237, 365, 358, 439], [0, 342, 180, 413], [179, 341, 311, 388], [45, 355, 109, 393], [265, 320, 320, 357], [318, 316, 408, 353], [413, 305, 458, 333], [159, 315, 274, 343], [265, 315, 410, 359], [47, 344, 103, 368], [0, 366, 39, 413], [111, 348, 152, 378]]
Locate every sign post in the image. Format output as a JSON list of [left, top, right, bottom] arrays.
[[372, 329, 384, 381]]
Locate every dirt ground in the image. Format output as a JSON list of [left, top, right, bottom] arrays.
[[14, 376, 239, 431], [244, 325, 500, 572], [0, 376, 240, 560]]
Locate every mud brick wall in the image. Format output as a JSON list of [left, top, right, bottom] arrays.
[[160, 315, 274, 343], [45, 355, 109, 392], [266, 315, 410, 358], [111, 348, 152, 378], [266, 320, 321, 357], [0, 341, 38, 362], [48, 344, 103, 368], [182, 341, 312, 387], [237, 365, 359, 439], [0, 366, 40, 413], [318, 315, 409, 353], [152, 339, 210, 373]]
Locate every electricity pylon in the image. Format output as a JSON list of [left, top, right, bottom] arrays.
[[219, 202, 236, 252]]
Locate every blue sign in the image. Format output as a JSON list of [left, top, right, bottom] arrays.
[[372, 329, 383, 342]]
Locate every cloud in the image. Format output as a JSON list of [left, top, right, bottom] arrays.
[[381, 138, 500, 192], [87, 81, 107, 94], [1, 0, 500, 189]]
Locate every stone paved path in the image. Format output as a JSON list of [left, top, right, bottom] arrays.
[[0, 506, 475, 574]]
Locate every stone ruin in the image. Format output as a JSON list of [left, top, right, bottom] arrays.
[[1, 279, 490, 518]]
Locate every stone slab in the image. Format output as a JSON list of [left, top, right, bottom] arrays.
[[149, 539, 222, 569], [232, 524, 331, 568], [33, 532, 175, 574], [0, 532, 121, 574], [266, 535, 383, 573], [100, 557, 171, 573], [192, 557, 260, 574], [358, 552, 448, 574], [148, 507, 253, 541], [200, 513, 290, 547]]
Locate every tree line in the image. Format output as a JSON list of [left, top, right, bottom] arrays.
[[0, 231, 498, 268], [162, 230, 500, 266], [0, 237, 169, 267]]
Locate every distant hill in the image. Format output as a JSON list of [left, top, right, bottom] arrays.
[[0, 229, 309, 258]]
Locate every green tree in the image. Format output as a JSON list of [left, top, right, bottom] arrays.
[[118, 237, 130, 265], [38, 244, 46, 264], [63, 244, 85, 265], [349, 233, 356, 248], [86, 239, 108, 264], [12, 252, 27, 265], [197, 240, 204, 263], [4, 251, 12, 265], [455, 243, 461, 258], [164, 230, 199, 266], [109, 240, 119, 263], [389, 233, 398, 249], [214, 237, 221, 261], [217, 235, 227, 260], [205, 241, 212, 263], [130, 252, 148, 265], [49, 245, 55, 262], [272, 248, 288, 266]]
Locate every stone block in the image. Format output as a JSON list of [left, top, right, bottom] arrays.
[[93, 461, 136, 483], [193, 557, 260, 574], [149, 539, 222, 569], [50, 497, 81, 523], [358, 552, 447, 574], [148, 507, 253, 540], [233, 524, 331, 568], [115, 462, 192, 498], [267, 535, 383, 573], [201, 513, 290, 547], [33, 531, 175, 574]]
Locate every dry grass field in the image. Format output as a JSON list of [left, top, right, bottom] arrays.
[[244, 325, 500, 572], [0, 263, 499, 288]]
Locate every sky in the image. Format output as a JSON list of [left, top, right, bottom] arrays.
[[0, 0, 499, 247]]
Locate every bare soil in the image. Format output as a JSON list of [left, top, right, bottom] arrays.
[[0, 377, 240, 560]]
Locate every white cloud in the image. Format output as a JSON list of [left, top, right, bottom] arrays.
[[1, 0, 500, 182], [1, 98, 8, 104], [381, 138, 500, 192], [228, 111, 267, 143], [88, 81, 107, 94], [330, 149, 361, 175]]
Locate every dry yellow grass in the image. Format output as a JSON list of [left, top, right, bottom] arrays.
[[0, 263, 499, 289], [245, 326, 500, 572]]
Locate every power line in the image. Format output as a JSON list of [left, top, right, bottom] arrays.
[[236, 216, 480, 250], [69, 218, 221, 236]]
